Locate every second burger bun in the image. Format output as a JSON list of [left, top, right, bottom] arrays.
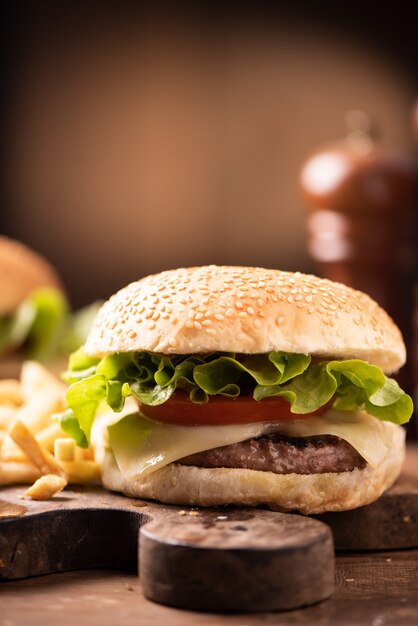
[[0, 235, 63, 314], [85, 265, 405, 373]]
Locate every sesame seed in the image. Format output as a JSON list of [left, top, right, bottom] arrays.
[[247, 307, 255, 315], [253, 319, 262, 329], [206, 328, 216, 336], [147, 322, 156, 330], [215, 313, 224, 320], [235, 301, 244, 309], [226, 308, 234, 317], [202, 319, 211, 326], [194, 321, 203, 330], [186, 321, 194, 329], [287, 295, 294, 303], [238, 311, 247, 318], [128, 330, 137, 338]]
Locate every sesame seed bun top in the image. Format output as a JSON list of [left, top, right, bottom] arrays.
[[84, 265, 406, 374], [0, 236, 63, 314]]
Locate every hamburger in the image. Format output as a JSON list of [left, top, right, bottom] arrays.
[[0, 235, 67, 374], [0, 236, 103, 377], [62, 266, 413, 513]]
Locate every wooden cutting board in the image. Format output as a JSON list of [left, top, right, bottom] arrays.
[[1, 445, 417, 612], [316, 443, 418, 550], [0, 485, 335, 612]]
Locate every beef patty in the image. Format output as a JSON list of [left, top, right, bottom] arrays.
[[179, 434, 367, 474]]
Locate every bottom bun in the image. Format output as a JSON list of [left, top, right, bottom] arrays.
[[100, 423, 405, 514]]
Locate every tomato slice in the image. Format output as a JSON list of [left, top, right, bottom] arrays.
[[140, 393, 328, 426]]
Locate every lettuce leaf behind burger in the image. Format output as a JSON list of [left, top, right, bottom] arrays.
[[61, 349, 413, 446], [0, 287, 68, 360], [0, 289, 103, 362]]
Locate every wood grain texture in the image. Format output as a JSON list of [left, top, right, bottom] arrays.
[[140, 512, 333, 611], [1, 551, 418, 626], [0, 485, 334, 611]]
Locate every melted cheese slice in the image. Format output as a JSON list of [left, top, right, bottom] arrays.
[[107, 409, 395, 479]]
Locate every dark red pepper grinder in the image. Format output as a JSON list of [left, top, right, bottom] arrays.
[[300, 111, 417, 430]]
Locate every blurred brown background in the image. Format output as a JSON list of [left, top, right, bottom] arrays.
[[2, 3, 417, 307]]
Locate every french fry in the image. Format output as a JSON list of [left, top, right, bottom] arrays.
[[0, 406, 17, 430], [20, 361, 66, 401], [54, 438, 76, 462], [1, 422, 67, 461], [8, 418, 65, 477], [16, 390, 64, 435], [23, 474, 67, 500], [0, 436, 25, 461], [58, 460, 101, 484], [0, 360, 102, 487], [0, 380, 23, 406], [0, 460, 40, 485], [37, 422, 67, 453], [75, 446, 95, 461]]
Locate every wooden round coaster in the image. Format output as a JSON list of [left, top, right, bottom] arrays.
[[140, 509, 334, 612]]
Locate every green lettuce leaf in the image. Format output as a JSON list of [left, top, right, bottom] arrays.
[[0, 287, 68, 360], [62, 349, 413, 446]]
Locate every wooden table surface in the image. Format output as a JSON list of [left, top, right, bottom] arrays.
[[2, 545, 418, 624], [1, 549, 418, 626]]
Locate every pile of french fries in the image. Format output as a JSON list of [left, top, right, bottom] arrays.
[[0, 361, 100, 499]]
